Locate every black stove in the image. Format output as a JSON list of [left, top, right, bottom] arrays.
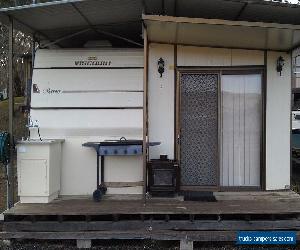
[[147, 156, 179, 197]]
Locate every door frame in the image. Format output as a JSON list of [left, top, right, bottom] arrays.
[[175, 67, 266, 192]]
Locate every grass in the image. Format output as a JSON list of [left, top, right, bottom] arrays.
[[0, 97, 25, 109]]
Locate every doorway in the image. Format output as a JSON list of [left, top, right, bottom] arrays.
[[178, 70, 263, 190], [220, 73, 262, 187], [179, 73, 219, 187]]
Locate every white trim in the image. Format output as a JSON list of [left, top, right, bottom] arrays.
[[143, 14, 300, 31]]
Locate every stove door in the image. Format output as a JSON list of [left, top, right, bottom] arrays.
[[179, 73, 219, 187]]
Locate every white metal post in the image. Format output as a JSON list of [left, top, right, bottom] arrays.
[[143, 27, 149, 203]]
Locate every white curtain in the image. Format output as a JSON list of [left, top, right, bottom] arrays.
[[220, 74, 261, 187]]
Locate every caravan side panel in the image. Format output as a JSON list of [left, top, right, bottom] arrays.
[[30, 49, 144, 196], [31, 69, 143, 108]]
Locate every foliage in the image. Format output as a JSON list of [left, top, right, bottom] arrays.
[[0, 22, 32, 97]]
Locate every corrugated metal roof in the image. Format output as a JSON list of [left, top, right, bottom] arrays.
[[145, 0, 300, 24], [1, 0, 300, 48], [0, 0, 144, 47]]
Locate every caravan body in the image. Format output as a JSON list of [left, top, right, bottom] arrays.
[[28, 49, 144, 197]]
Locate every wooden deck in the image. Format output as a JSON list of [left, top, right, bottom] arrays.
[[2, 191, 300, 243], [4, 191, 300, 216]]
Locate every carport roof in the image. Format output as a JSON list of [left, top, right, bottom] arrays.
[[0, 0, 145, 47], [143, 14, 300, 51], [1, 0, 300, 48]]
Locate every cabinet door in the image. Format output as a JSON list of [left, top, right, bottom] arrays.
[[19, 159, 48, 196]]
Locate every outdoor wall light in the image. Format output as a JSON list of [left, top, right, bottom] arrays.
[[276, 56, 285, 76], [157, 57, 165, 77]]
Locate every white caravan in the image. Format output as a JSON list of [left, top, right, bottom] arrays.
[[17, 49, 144, 202]]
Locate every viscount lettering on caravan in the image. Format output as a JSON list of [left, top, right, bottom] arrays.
[[74, 60, 112, 66]]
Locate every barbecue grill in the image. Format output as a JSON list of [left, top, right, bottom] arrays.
[[83, 137, 160, 201]]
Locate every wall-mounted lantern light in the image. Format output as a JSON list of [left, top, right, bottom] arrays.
[[276, 56, 285, 76], [157, 57, 165, 77]]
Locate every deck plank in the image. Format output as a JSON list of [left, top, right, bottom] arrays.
[[2, 230, 300, 241], [4, 191, 300, 216], [4, 220, 300, 232], [2, 192, 300, 242]]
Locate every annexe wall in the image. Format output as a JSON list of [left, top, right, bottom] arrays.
[[148, 43, 291, 190], [266, 51, 291, 190]]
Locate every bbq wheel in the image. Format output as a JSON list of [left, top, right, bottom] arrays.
[[93, 189, 102, 202]]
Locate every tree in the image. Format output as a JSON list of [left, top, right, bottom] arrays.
[[0, 22, 32, 96]]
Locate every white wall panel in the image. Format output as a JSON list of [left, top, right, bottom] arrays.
[[33, 69, 143, 91], [266, 51, 291, 190], [32, 91, 142, 108], [27, 49, 145, 196], [231, 49, 264, 66], [34, 49, 143, 68], [177, 46, 231, 66], [148, 43, 175, 159], [177, 46, 264, 66], [31, 68, 143, 108], [58, 137, 143, 195], [30, 109, 142, 137], [29, 109, 143, 195], [29, 112, 143, 195]]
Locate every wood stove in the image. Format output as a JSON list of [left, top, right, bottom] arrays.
[[147, 156, 179, 196]]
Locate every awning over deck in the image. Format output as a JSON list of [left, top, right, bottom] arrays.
[[0, 0, 144, 47], [1, 0, 300, 48], [143, 14, 300, 52]]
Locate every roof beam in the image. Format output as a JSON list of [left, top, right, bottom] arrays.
[[40, 28, 90, 48], [161, 0, 166, 15], [94, 29, 143, 47], [234, 2, 248, 21], [174, 0, 178, 17], [70, 2, 143, 47], [143, 14, 300, 30], [142, 0, 147, 14]]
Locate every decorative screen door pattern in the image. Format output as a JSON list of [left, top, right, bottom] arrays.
[[220, 74, 261, 186], [180, 73, 218, 186]]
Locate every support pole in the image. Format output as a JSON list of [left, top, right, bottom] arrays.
[[31, 36, 35, 69], [76, 239, 91, 249], [180, 240, 193, 250], [7, 16, 14, 209], [143, 26, 149, 203]]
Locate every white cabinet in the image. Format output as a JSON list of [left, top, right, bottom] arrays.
[[17, 139, 64, 203]]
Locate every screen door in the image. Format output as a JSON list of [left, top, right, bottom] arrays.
[[220, 74, 261, 187], [180, 73, 218, 186]]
